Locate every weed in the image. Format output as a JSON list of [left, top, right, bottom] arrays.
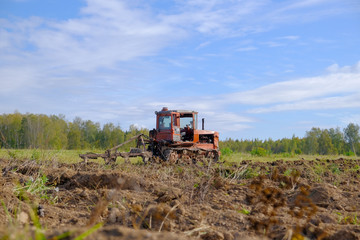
[[7, 150, 19, 160], [30, 149, 41, 161], [313, 163, 325, 176], [351, 215, 360, 225], [353, 164, 360, 171], [1, 200, 14, 226], [237, 208, 250, 215], [283, 168, 293, 177], [330, 164, 341, 174], [241, 167, 260, 179], [335, 212, 343, 223], [158, 203, 180, 232], [2, 200, 100, 240], [175, 166, 184, 175], [197, 170, 205, 177], [1, 198, 72, 240], [13, 174, 58, 203], [335, 212, 360, 225], [74, 222, 104, 240]]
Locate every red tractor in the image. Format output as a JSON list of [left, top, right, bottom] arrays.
[[148, 107, 220, 163], [80, 107, 220, 164]]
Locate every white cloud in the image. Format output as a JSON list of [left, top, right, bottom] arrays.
[[278, 35, 299, 40], [1, 0, 352, 89], [249, 94, 360, 113], [0, 0, 187, 95], [261, 0, 356, 26], [196, 41, 211, 49], [236, 46, 257, 52], [222, 61, 360, 111], [277, 0, 331, 12], [162, 0, 268, 35], [261, 41, 283, 47], [326, 61, 360, 73]]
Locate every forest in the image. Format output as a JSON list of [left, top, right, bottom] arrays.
[[0, 112, 359, 156], [0, 112, 148, 150], [220, 125, 359, 157]]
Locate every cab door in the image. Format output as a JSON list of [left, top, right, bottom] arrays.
[[172, 113, 181, 142], [157, 114, 172, 141]]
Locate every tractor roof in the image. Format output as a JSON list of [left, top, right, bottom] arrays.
[[155, 107, 198, 115]]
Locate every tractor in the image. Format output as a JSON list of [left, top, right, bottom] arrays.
[[80, 107, 220, 164]]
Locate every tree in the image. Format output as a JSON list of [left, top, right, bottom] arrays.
[[67, 121, 81, 149], [100, 123, 115, 148], [20, 114, 44, 148], [47, 115, 68, 149], [304, 128, 321, 154], [328, 127, 344, 154], [290, 135, 302, 154], [344, 123, 360, 156], [0, 112, 23, 148], [81, 120, 100, 149], [318, 129, 334, 155]]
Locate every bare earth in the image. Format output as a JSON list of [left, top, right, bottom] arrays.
[[1, 157, 360, 239]]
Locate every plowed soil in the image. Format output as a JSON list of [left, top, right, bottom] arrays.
[[1, 157, 360, 239]]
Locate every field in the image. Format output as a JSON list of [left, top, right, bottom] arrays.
[[0, 149, 360, 239]]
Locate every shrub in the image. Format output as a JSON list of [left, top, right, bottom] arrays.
[[250, 147, 267, 157], [220, 147, 233, 156], [345, 151, 355, 156]]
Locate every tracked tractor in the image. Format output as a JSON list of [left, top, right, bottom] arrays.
[[80, 107, 220, 164]]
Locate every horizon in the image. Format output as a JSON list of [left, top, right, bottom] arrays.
[[1, 110, 356, 141]]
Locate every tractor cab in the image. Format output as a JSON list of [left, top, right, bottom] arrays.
[[153, 107, 198, 143]]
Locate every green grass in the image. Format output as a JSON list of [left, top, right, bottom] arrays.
[[0, 148, 143, 164], [0, 149, 83, 163], [0, 149, 356, 165], [221, 152, 355, 163]]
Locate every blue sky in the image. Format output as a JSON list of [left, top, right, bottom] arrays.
[[1, 0, 360, 140]]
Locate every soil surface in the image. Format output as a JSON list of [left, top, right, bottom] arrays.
[[1, 157, 360, 239]]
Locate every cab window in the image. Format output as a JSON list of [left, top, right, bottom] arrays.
[[159, 116, 171, 130], [180, 113, 194, 129]]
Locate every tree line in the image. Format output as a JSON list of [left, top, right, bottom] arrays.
[[220, 124, 360, 156], [0, 112, 359, 155], [0, 112, 148, 150]]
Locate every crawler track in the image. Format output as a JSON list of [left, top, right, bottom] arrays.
[[79, 134, 220, 165]]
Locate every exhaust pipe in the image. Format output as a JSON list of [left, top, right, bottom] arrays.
[[202, 118, 205, 130]]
